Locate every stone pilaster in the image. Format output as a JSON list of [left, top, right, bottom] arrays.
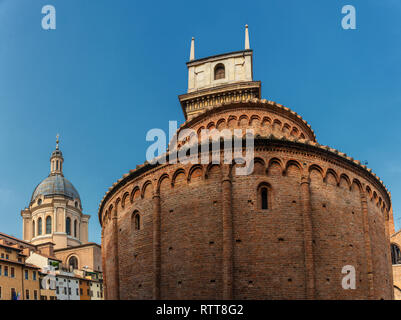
[[300, 175, 315, 299], [152, 189, 161, 300], [112, 208, 120, 299], [222, 165, 234, 299], [384, 209, 394, 299], [360, 189, 374, 299]]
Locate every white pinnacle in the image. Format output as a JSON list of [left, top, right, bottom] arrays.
[[245, 24, 250, 50], [190, 37, 195, 61]]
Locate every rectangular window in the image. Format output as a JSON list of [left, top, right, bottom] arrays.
[[0, 253, 3, 258], [68, 288, 71, 295], [11, 267, 15, 278], [33, 271, 37, 281], [4, 266, 8, 277], [0, 265, 2, 276], [63, 288, 66, 295], [25, 270, 28, 280], [76, 288, 79, 295], [87, 289, 90, 296], [5, 254, 9, 260], [80, 288, 83, 295], [26, 290, 30, 300], [11, 288, 15, 299], [56, 287, 59, 294], [0, 286, 2, 299], [34, 290, 38, 300]]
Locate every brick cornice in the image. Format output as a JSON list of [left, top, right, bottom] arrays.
[[98, 137, 391, 225]]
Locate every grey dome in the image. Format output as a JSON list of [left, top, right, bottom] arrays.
[[31, 174, 80, 203]]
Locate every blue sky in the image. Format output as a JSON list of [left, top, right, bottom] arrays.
[[0, 0, 400, 243]]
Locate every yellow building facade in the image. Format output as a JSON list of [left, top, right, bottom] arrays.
[[0, 240, 40, 300]]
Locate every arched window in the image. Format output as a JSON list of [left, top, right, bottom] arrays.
[[32, 221, 35, 238], [66, 217, 71, 235], [214, 63, 225, 80], [37, 218, 42, 235], [257, 183, 270, 210], [391, 244, 401, 265], [37, 199, 42, 206], [261, 187, 268, 209], [74, 220, 77, 238], [46, 216, 52, 234], [132, 211, 141, 231], [68, 256, 78, 270]]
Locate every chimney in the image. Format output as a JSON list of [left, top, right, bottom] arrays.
[[37, 242, 55, 257]]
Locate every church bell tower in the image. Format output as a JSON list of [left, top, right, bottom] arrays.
[[179, 25, 261, 119]]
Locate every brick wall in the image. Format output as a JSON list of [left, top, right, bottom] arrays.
[[100, 105, 393, 300]]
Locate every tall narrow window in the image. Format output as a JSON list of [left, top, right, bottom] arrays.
[[214, 63, 225, 80], [133, 212, 140, 231], [261, 187, 268, 209], [38, 218, 42, 235], [66, 217, 71, 235], [46, 216, 52, 234], [32, 221, 35, 238], [74, 220, 77, 238]]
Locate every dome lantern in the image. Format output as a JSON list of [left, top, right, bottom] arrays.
[[50, 134, 64, 176]]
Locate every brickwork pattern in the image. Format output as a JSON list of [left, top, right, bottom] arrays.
[[99, 102, 393, 300]]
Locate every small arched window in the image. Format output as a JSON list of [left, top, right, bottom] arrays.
[[261, 187, 268, 209], [132, 211, 141, 231], [32, 221, 35, 238], [66, 217, 71, 235], [74, 220, 77, 238], [391, 244, 401, 265], [37, 199, 42, 206], [38, 218, 42, 235], [46, 216, 52, 234], [75, 201, 78, 208], [214, 63, 225, 80], [68, 256, 78, 270], [257, 183, 270, 210]]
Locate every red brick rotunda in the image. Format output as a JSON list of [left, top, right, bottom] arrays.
[[99, 27, 394, 300]]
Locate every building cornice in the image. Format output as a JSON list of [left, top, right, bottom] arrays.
[[98, 136, 391, 225], [186, 49, 253, 66]]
